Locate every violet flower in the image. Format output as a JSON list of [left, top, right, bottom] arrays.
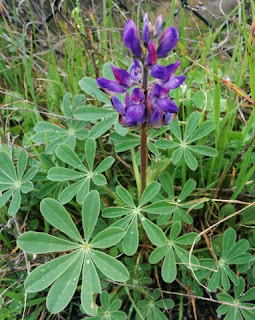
[[97, 13, 186, 129]]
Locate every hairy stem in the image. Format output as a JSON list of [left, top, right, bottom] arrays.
[[140, 65, 149, 194]]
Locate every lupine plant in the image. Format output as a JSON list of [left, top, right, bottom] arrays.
[[0, 8, 252, 320]]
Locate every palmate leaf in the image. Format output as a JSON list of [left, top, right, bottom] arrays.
[[32, 93, 88, 154], [149, 222, 200, 283], [48, 142, 113, 204], [17, 191, 130, 316], [0, 150, 38, 216], [156, 112, 217, 171]]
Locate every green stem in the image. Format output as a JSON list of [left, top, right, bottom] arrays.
[[131, 148, 141, 200], [140, 124, 148, 195], [125, 287, 144, 320]]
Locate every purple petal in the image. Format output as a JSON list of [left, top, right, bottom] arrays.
[[155, 97, 179, 113], [130, 59, 142, 81], [143, 13, 151, 43], [151, 84, 170, 98], [156, 27, 179, 58], [164, 112, 177, 125], [154, 15, 163, 38], [111, 66, 131, 87], [131, 88, 145, 104], [97, 78, 127, 95], [163, 75, 186, 90], [145, 41, 157, 66], [111, 96, 126, 114], [125, 92, 132, 107], [149, 105, 163, 126], [151, 65, 169, 82], [123, 20, 141, 58], [126, 104, 146, 126], [166, 60, 181, 79]]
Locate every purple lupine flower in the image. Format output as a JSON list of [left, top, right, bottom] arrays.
[[123, 20, 142, 58], [145, 41, 157, 66], [97, 13, 186, 129], [143, 13, 151, 44], [97, 65, 133, 95], [154, 15, 163, 38], [156, 27, 179, 58], [111, 88, 146, 126], [130, 59, 142, 81]]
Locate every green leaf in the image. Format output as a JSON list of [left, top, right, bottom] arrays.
[[46, 252, 84, 314], [59, 180, 84, 204], [155, 139, 179, 149], [0, 188, 14, 207], [102, 62, 115, 80], [90, 250, 129, 282], [149, 246, 168, 264], [21, 180, 33, 193], [169, 117, 182, 141], [92, 173, 107, 186], [122, 217, 138, 256], [17, 150, 27, 180], [94, 156, 114, 173], [188, 120, 215, 143], [25, 250, 82, 292], [115, 139, 140, 152], [55, 144, 85, 169], [100, 291, 110, 309], [40, 198, 83, 243], [85, 138, 96, 171], [47, 168, 86, 181], [79, 77, 110, 104], [208, 269, 220, 291], [178, 179, 196, 202], [8, 189, 21, 216], [140, 216, 167, 247], [162, 248, 176, 283], [89, 115, 117, 139], [0, 152, 17, 181], [240, 287, 255, 302], [103, 207, 132, 218], [73, 106, 115, 121], [188, 145, 218, 157], [90, 227, 124, 248], [17, 232, 81, 253], [172, 147, 184, 165], [170, 222, 181, 240], [116, 186, 135, 207], [222, 228, 236, 258], [22, 166, 38, 181], [184, 112, 201, 141], [159, 172, 174, 200], [139, 182, 161, 207], [174, 233, 199, 245], [76, 177, 90, 204], [81, 256, 101, 316], [142, 201, 176, 215], [82, 191, 100, 242], [184, 149, 198, 170]]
